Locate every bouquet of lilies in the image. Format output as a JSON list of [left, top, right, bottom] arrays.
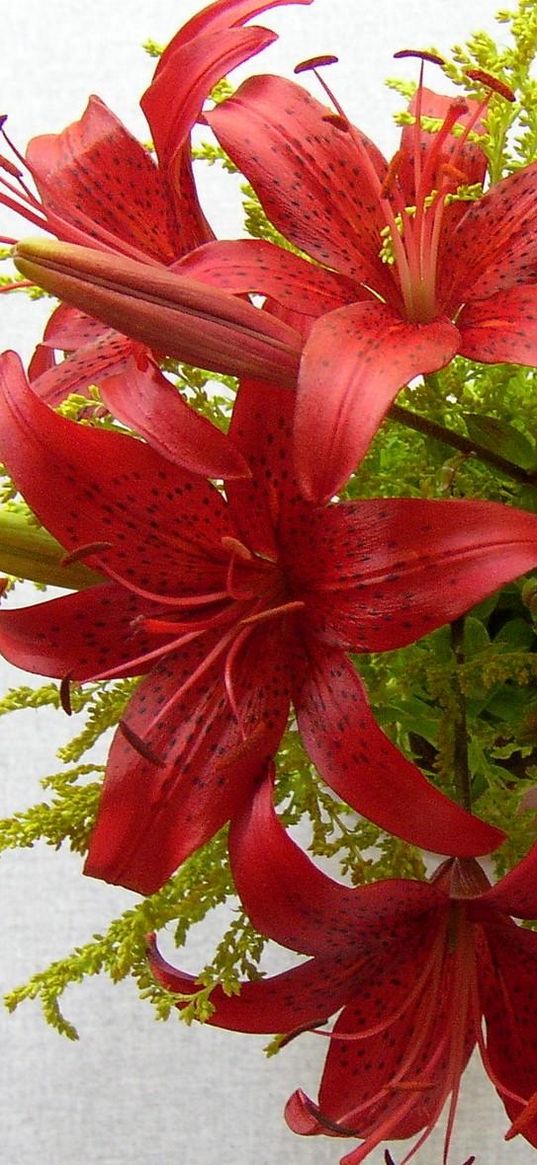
[[2, 0, 537, 1160]]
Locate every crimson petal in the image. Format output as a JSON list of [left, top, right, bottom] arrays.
[[229, 767, 443, 956], [293, 497, 537, 651], [27, 95, 183, 263], [440, 163, 537, 309], [148, 938, 351, 1034], [0, 352, 231, 594], [458, 285, 537, 365], [207, 74, 391, 291], [480, 838, 537, 918], [100, 359, 250, 480], [479, 924, 537, 1146], [0, 583, 160, 681], [85, 623, 291, 894], [294, 642, 504, 856], [176, 238, 357, 316], [294, 302, 459, 503]]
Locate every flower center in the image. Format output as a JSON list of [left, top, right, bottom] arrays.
[[295, 54, 514, 325]]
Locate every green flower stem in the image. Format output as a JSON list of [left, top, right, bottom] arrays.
[[0, 510, 103, 589], [389, 402, 536, 486], [451, 616, 472, 814]]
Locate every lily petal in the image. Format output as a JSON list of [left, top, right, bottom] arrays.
[[229, 766, 443, 956], [27, 96, 183, 263], [84, 623, 291, 893], [100, 359, 251, 480], [293, 641, 504, 856], [148, 937, 350, 1034], [294, 301, 459, 503], [225, 376, 299, 558], [176, 238, 357, 316], [458, 285, 537, 365], [0, 583, 159, 680], [480, 838, 537, 918], [440, 163, 537, 308], [0, 352, 231, 594], [207, 74, 391, 291], [479, 924, 537, 1146], [293, 497, 537, 650], [32, 330, 135, 406]]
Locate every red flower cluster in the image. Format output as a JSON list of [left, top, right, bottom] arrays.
[[2, 0, 537, 1160]]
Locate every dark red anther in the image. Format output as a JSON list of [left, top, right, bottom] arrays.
[[277, 1017, 329, 1048], [60, 674, 73, 716], [294, 54, 339, 75], [0, 153, 22, 179], [465, 68, 515, 102], [119, 719, 165, 767], [322, 113, 350, 132], [394, 49, 445, 66]]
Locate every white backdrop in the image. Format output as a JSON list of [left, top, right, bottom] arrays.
[[2, 1, 535, 1163]]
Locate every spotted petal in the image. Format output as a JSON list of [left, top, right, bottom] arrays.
[[458, 285, 537, 366], [439, 163, 537, 309], [100, 359, 250, 480], [294, 301, 459, 503], [292, 497, 537, 650], [27, 96, 182, 263], [84, 623, 291, 893], [176, 238, 357, 317], [148, 939, 353, 1034], [207, 74, 391, 292], [229, 767, 444, 956], [293, 641, 504, 856], [0, 351, 231, 594], [0, 583, 160, 681]]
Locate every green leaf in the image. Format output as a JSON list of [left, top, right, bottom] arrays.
[[463, 616, 490, 657], [463, 413, 537, 470], [494, 618, 536, 650]]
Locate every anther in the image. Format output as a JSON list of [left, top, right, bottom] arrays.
[[119, 720, 165, 767], [442, 161, 469, 184], [322, 113, 349, 131], [294, 54, 339, 75], [380, 148, 405, 197], [277, 1018, 329, 1048], [0, 154, 22, 179], [302, 1096, 357, 1138], [394, 49, 445, 66], [60, 674, 73, 716], [465, 68, 516, 102], [221, 535, 253, 561]]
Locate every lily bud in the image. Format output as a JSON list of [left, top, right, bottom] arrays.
[[13, 239, 302, 387], [0, 510, 103, 589]]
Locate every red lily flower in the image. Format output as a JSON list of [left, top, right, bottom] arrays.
[[201, 55, 537, 501], [4, 355, 537, 889], [149, 768, 537, 1162], [1, 0, 312, 478]]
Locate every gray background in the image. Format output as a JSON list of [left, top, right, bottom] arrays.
[[2, 1, 535, 1161]]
